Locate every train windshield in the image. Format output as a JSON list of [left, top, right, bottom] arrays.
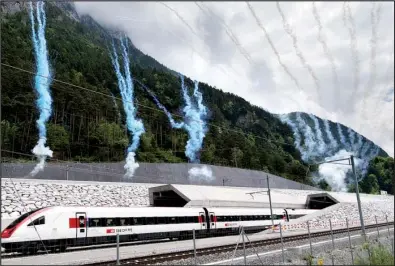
[[5, 208, 45, 230]]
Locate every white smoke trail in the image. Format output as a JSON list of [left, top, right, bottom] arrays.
[[196, 2, 255, 65], [124, 151, 139, 178], [279, 114, 302, 151], [323, 119, 338, 151], [246, 2, 304, 92], [343, 2, 360, 103], [317, 149, 362, 192], [336, 123, 347, 150], [360, 141, 372, 158], [188, 165, 215, 182], [347, 128, 356, 152], [30, 138, 53, 176], [160, 2, 199, 37], [356, 134, 364, 156], [308, 114, 326, 156], [360, 3, 383, 130], [295, 113, 317, 160], [159, 2, 241, 85], [312, 2, 340, 107], [276, 2, 321, 101]]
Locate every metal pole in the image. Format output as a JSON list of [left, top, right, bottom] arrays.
[[267, 175, 274, 231], [242, 227, 247, 265], [375, 216, 379, 238], [351, 155, 366, 238], [279, 223, 285, 264], [193, 229, 197, 265], [329, 219, 335, 266], [116, 233, 120, 265], [346, 218, 354, 265], [307, 221, 313, 256], [386, 215, 390, 235], [66, 165, 69, 181]]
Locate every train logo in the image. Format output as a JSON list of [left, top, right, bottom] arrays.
[[106, 228, 133, 234], [224, 223, 238, 227]]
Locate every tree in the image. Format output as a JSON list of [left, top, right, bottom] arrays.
[[360, 174, 380, 194], [231, 147, 243, 168], [47, 123, 69, 151], [317, 179, 332, 191]]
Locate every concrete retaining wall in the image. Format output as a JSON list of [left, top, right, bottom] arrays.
[[1, 162, 318, 190], [1, 178, 156, 219]]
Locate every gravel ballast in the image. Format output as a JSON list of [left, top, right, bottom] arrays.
[[155, 226, 394, 265]]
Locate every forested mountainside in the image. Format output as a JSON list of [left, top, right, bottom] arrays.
[[0, 2, 391, 192]]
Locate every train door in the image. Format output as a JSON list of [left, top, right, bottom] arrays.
[[75, 212, 87, 244], [199, 212, 206, 230], [209, 212, 216, 229]]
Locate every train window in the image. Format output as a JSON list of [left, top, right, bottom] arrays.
[[187, 216, 195, 223], [112, 218, 121, 226], [178, 217, 186, 223], [146, 217, 156, 225], [168, 217, 177, 224], [120, 218, 131, 226], [200, 215, 205, 223], [216, 216, 223, 222], [133, 217, 145, 225], [6, 209, 41, 229], [27, 216, 45, 226], [157, 216, 167, 224], [209, 215, 214, 222], [89, 218, 101, 227], [106, 218, 115, 226]]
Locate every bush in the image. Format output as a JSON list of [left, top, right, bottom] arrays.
[[355, 242, 394, 266]]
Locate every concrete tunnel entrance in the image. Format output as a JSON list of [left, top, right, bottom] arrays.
[[306, 193, 338, 209], [152, 190, 188, 207]]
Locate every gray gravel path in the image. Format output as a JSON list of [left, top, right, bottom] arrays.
[[155, 225, 394, 265]]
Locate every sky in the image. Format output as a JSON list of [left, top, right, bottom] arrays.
[[75, 2, 394, 157]]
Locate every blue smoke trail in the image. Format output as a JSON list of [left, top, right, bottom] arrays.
[[110, 92, 122, 124], [109, 37, 145, 177], [179, 75, 209, 163], [29, 1, 53, 176], [308, 114, 326, 156], [136, 80, 184, 129], [336, 123, 347, 150], [323, 119, 338, 151], [138, 75, 212, 181]]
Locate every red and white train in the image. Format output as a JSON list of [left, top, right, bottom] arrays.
[[1, 206, 316, 254]]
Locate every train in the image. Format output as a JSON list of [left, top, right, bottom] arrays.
[[1, 206, 316, 254]]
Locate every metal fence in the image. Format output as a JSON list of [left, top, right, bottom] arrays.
[[1, 215, 394, 265]]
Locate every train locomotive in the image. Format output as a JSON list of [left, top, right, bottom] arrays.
[[1, 206, 316, 254]]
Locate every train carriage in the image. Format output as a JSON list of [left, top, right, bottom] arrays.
[[1, 206, 316, 254]]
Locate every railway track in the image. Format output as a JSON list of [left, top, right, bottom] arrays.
[[82, 222, 394, 266]]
